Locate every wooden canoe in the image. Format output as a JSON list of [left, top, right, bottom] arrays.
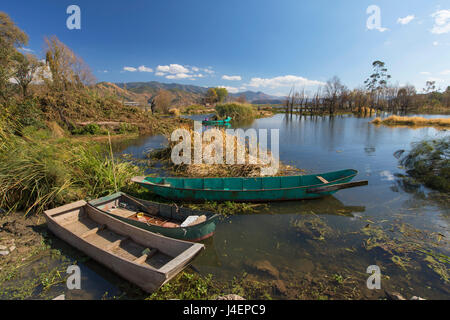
[[44, 200, 204, 293], [202, 116, 232, 125], [88, 192, 220, 242], [131, 169, 368, 202]]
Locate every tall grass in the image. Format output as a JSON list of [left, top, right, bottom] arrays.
[[0, 122, 142, 215], [215, 103, 256, 120]]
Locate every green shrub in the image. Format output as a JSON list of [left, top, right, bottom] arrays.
[[71, 123, 108, 135], [215, 103, 256, 120], [118, 123, 138, 134]]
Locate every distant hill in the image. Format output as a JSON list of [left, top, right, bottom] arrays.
[[96, 81, 284, 106], [230, 91, 285, 104]]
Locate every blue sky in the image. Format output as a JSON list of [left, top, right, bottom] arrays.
[[2, 0, 450, 95]]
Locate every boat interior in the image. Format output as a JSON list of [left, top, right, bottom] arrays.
[[51, 205, 174, 269], [93, 196, 207, 228]]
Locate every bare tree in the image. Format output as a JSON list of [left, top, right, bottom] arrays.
[[325, 76, 346, 115], [44, 36, 96, 91], [154, 89, 172, 113]]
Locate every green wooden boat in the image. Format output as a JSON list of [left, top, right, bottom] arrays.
[[131, 169, 368, 202], [202, 116, 232, 125], [88, 192, 220, 242]]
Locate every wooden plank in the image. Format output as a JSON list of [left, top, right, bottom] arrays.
[[106, 236, 129, 251], [109, 208, 136, 218], [81, 225, 105, 238], [134, 248, 158, 264], [317, 176, 329, 184], [306, 180, 368, 194], [45, 200, 87, 217]]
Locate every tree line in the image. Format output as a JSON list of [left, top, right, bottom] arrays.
[[285, 60, 450, 115]]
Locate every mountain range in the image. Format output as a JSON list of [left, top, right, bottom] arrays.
[[96, 81, 284, 106]]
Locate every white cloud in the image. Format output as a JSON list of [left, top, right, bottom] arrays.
[[397, 15, 415, 25], [420, 71, 431, 75], [431, 10, 450, 34], [166, 73, 191, 79], [247, 75, 325, 89], [433, 41, 439, 46], [19, 47, 34, 53], [380, 170, 395, 181], [138, 65, 153, 72], [218, 86, 239, 93], [222, 75, 242, 81], [155, 64, 211, 80], [123, 66, 137, 72], [156, 64, 190, 74], [440, 69, 450, 75]]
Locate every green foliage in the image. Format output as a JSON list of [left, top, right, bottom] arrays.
[[71, 123, 107, 135], [205, 87, 218, 104], [118, 123, 138, 134], [148, 272, 218, 300], [8, 98, 45, 130], [215, 103, 256, 120], [400, 137, 450, 192], [214, 87, 228, 103]]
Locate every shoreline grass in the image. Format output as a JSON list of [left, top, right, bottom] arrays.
[[0, 122, 142, 215]]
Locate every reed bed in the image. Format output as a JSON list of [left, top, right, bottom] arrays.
[[371, 115, 450, 128], [0, 122, 141, 215], [150, 124, 300, 177]]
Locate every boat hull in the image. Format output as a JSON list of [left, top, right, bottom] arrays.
[[132, 169, 363, 202], [89, 193, 219, 241], [44, 201, 204, 293]]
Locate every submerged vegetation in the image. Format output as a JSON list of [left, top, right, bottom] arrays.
[[398, 137, 450, 193], [372, 115, 450, 128]]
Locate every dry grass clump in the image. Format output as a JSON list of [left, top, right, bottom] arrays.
[[168, 108, 181, 117], [150, 124, 300, 177], [371, 115, 450, 128]]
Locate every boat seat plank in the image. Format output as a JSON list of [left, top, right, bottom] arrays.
[[109, 208, 136, 218], [317, 176, 329, 184], [134, 248, 158, 264], [106, 236, 129, 251], [81, 225, 105, 238], [64, 217, 100, 236]]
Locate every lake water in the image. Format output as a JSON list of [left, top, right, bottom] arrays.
[[22, 113, 447, 300], [110, 113, 449, 299]]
